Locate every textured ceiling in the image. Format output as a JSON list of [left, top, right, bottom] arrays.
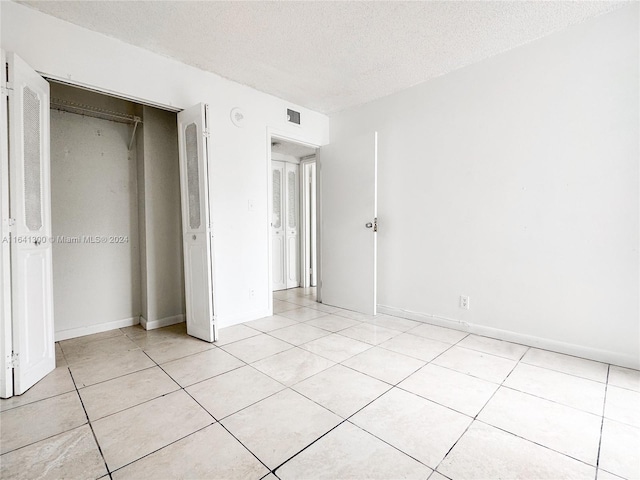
[[20, 1, 625, 113]]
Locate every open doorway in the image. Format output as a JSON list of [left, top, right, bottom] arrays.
[[269, 136, 318, 305]]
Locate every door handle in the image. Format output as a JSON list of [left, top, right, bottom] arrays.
[[365, 218, 378, 232]]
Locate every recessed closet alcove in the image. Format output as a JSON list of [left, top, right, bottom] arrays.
[[49, 82, 186, 340]]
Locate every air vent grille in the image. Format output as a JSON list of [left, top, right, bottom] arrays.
[[286, 109, 300, 125]]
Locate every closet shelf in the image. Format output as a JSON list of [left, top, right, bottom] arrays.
[[50, 97, 142, 150]]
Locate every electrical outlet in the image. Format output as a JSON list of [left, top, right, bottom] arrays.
[[460, 295, 470, 310], [249, 289, 255, 298]]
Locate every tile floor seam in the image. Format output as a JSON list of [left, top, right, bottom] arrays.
[[261, 326, 334, 348], [0, 385, 77, 413], [605, 382, 640, 394], [333, 330, 467, 388], [67, 365, 111, 478], [392, 383, 478, 420], [73, 364, 159, 391], [263, 372, 431, 474], [403, 321, 471, 341], [214, 384, 288, 422], [430, 344, 527, 475], [594, 365, 611, 477], [181, 360, 291, 423], [468, 347, 526, 422], [311, 355, 484, 471], [498, 383, 606, 418], [170, 363, 248, 390], [212, 326, 262, 348], [374, 337, 455, 363], [271, 418, 352, 476], [214, 416, 273, 475], [0, 401, 91, 457], [340, 417, 436, 472], [473, 418, 603, 469], [106, 423, 216, 476], [520, 357, 610, 384], [454, 343, 529, 361], [218, 337, 297, 365]]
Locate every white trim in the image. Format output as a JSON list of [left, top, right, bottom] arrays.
[[140, 313, 184, 331], [378, 304, 640, 370], [54, 316, 140, 342], [42, 75, 181, 114]]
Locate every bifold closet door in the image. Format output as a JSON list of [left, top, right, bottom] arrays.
[[285, 163, 299, 289], [177, 103, 217, 343], [6, 52, 55, 395], [272, 161, 286, 291]]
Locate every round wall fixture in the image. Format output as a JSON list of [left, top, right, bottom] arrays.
[[230, 107, 245, 128]]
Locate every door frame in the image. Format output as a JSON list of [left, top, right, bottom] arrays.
[[299, 156, 316, 289], [266, 129, 319, 314], [2, 70, 191, 343]]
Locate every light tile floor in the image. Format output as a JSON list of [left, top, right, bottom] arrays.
[[1, 287, 639, 480]]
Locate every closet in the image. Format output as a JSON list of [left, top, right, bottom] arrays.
[[1, 53, 215, 398], [272, 160, 299, 291], [48, 82, 186, 340]]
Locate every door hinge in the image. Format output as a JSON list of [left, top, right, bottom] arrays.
[[8, 352, 19, 368], [1, 82, 12, 95], [373, 217, 378, 233], [203, 129, 211, 138]]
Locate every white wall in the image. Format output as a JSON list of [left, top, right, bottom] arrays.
[[330, 5, 639, 368], [138, 106, 185, 329], [50, 106, 141, 338], [1, 1, 330, 328]]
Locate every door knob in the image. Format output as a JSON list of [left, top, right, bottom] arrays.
[[365, 222, 373, 228]]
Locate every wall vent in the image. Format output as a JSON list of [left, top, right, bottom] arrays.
[[286, 108, 301, 125]]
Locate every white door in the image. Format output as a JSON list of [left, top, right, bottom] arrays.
[[271, 161, 286, 291], [319, 132, 378, 315], [177, 103, 217, 342], [0, 50, 13, 398], [7, 53, 55, 395], [285, 162, 299, 289]]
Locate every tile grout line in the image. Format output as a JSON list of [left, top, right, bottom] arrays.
[[67, 366, 112, 479], [96, 350, 217, 476], [473, 418, 605, 469], [271, 330, 475, 475], [430, 341, 527, 476], [146, 349, 275, 476], [594, 364, 611, 480]]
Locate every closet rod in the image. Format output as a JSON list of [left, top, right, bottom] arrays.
[[50, 98, 142, 126]]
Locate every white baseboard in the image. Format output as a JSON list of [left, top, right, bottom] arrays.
[[55, 316, 139, 342], [140, 314, 184, 331], [378, 304, 639, 370]]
